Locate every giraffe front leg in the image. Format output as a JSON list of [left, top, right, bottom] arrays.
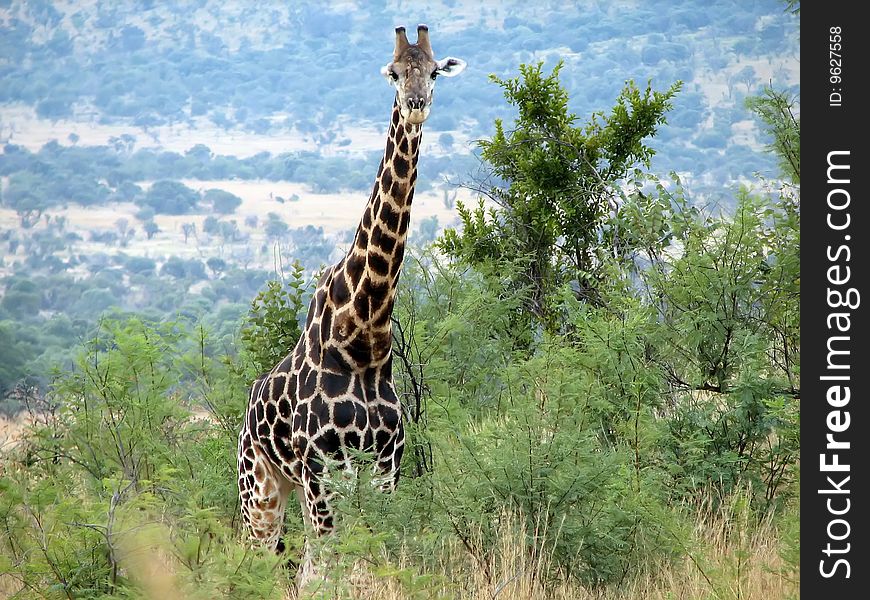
[[294, 485, 318, 589], [373, 423, 405, 492], [300, 457, 337, 535], [296, 458, 337, 589]]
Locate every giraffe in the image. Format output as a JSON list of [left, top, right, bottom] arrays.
[[236, 24, 466, 583]]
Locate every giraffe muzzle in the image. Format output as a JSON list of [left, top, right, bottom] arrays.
[[402, 100, 430, 124], [407, 97, 426, 110]]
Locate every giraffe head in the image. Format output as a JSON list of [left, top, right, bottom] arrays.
[[380, 24, 466, 125]]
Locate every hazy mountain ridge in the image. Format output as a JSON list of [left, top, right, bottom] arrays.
[[0, 0, 798, 396], [2, 1, 798, 166]]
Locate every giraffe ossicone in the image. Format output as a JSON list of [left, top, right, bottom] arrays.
[[236, 24, 465, 586]]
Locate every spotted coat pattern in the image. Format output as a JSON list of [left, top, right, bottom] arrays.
[[237, 99, 421, 547], [236, 28, 465, 586]]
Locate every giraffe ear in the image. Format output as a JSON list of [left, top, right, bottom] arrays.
[[380, 62, 397, 83], [435, 57, 466, 77]]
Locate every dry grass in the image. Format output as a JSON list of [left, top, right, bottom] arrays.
[[0, 413, 32, 456], [0, 500, 797, 600], [301, 504, 797, 600], [610, 508, 797, 600]]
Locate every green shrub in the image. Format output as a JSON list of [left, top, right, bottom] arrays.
[[0, 318, 283, 598], [239, 262, 310, 376]]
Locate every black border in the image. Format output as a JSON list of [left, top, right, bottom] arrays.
[[802, 4, 868, 597]]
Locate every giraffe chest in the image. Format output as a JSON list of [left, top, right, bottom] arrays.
[[250, 358, 402, 479], [295, 364, 401, 445]]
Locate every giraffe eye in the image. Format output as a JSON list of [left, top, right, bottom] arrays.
[[389, 70, 399, 81], [430, 71, 438, 80]]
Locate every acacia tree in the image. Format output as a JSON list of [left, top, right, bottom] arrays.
[[611, 73, 801, 509], [745, 86, 799, 184], [440, 62, 679, 333]]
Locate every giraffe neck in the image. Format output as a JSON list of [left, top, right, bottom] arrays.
[[343, 98, 421, 322], [318, 98, 422, 371], [355, 98, 420, 258]]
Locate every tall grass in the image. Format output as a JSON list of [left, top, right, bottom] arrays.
[[303, 497, 797, 600], [1, 389, 797, 600], [1, 497, 795, 600]]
